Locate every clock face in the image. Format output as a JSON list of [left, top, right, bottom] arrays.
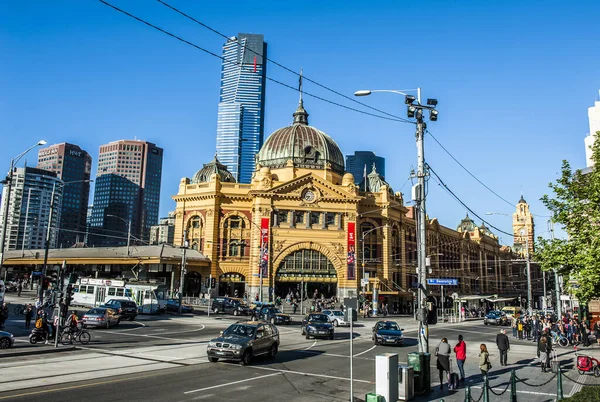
[[303, 190, 316, 203]]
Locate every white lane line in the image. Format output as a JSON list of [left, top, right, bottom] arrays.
[[249, 365, 373, 384], [118, 322, 147, 331], [470, 386, 555, 396], [304, 341, 317, 350], [353, 345, 376, 357], [184, 373, 282, 394]]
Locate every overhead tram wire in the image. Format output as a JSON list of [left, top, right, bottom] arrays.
[[427, 164, 514, 238], [99, 0, 409, 123], [156, 0, 413, 124]]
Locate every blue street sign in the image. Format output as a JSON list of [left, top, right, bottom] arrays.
[[427, 278, 458, 286], [32, 271, 42, 276]]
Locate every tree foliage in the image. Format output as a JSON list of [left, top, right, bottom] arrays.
[[535, 133, 600, 304]]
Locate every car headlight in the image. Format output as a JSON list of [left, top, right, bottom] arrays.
[[307, 325, 316, 331], [208, 341, 217, 347], [231, 344, 242, 350], [10, 334, 14, 338], [375, 333, 382, 338]]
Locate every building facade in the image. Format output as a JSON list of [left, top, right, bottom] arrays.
[[0, 167, 63, 252], [37, 143, 92, 248], [89, 140, 163, 247], [345, 151, 386, 187], [585, 92, 600, 168], [216, 33, 267, 183], [172, 98, 541, 308], [149, 212, 176, 245]]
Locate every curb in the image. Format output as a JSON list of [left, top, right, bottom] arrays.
[[0, 345, 77, 359]]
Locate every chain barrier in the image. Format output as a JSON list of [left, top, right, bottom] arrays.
[[469, 387, 484, 402], [515, 372, 557, 387], [562, 371, 600, 386], [487, 381, 510, 396]]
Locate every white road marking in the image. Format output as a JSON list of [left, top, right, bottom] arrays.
[[117, 321, 146, 331], [304, 341, 317, 350], [184, 373, 282, 394], [470, 385, 557, 396], [353, 345, 376, 357], [249, 365, 373, 384]]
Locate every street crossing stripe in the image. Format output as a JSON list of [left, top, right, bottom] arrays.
[[184, 373, 282, 394], [249, 365, 373, 384]]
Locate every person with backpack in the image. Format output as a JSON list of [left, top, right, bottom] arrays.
[[453, 334, 467, 383], [478, 343, 491, 380]]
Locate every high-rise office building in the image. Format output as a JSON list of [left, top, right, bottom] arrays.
[[149, 212, 176, 245], [584, 91, 600, 167], [345, 151, 386, 187], [37, 143, 92, 248], [0, 167, 63, 252], [88, 140, 163, 247], [216, 33, 267, 183]]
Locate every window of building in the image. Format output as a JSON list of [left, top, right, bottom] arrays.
[[277, 210, 288, 224], [221, 215, 249, 258], [310, 212, 320, 226], [294, 211, 304, 225], [325, 213, 336, 227]]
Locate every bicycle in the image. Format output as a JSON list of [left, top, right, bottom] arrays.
[[60, 325, 91, 345]]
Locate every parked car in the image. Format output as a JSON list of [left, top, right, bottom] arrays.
[[0, 331, 15, 349], [301, 313, 334, 340], [82, 307, 121, 329], [212, 297, 250, 316], [484, 311, 509, 326], [207, 321, 279, 365], [258, 306, 291, 325], [372, 321, 404, 346], [102, 299, 138, 321], [166, 299, 194, 314], [321, 309, 348, 327], [4, 281, 17, 292]]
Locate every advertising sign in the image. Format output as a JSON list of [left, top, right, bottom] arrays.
[[260, 217, 270, 277], [347, 222, 356, 280]]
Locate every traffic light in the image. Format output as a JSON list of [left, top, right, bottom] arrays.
[[65, 284, 75, 307], [210, 278, 216, 289], [49, 270, 60, 290], [205, 277, 210, 289]]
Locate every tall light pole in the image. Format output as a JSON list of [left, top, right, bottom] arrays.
[[107, 214, 131, 256], [360, 224, 387, 315], [0, 140, 47, 278], [355, 88, 438, 354], [548, 219, 562, 316]]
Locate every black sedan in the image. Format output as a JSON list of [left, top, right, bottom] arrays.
[[301, 313, 334, 340], [372, 321, 404, 346], [258, 307, 292, 325], [484, 311, 508, 326]]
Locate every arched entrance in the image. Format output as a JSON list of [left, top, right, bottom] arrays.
[[274, 249, 337, 299], [219, 273, 246, 298]]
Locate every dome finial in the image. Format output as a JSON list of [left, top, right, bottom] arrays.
[[293, 68, 309, 125]]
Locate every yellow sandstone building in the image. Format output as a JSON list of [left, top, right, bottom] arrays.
[[173, 97, 540, 310]]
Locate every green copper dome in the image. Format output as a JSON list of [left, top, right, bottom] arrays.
[[191, 154, 236, 184], [256, 100, 345, 174]]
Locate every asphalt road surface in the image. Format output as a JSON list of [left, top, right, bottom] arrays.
[[0, 314, 597, 402]]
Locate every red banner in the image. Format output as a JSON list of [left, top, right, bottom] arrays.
[[260, 217, 269, 277], [347, 222, 356, 280]]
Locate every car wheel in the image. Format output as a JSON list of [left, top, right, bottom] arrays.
[[0, 338, 10, 349], [233, 310, 239, 316], [240, 350, 252, 366], [306, 333, 311, 340], [374, 338, 379, 346], [106, 320, 110, 329], [209, 357, 219, 363], [484, 321, 488, 325], [333, 320, 338, 327], [268, 344, 278, 359], [29, 337, 37, 344]]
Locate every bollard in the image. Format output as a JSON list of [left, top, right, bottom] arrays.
[[483, 375, 490, 402], [464, 386, 471, 402], [510, 369, 517, 402], [557, 367, 563, 400]]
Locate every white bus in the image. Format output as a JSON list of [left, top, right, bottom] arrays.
[[72, 278, 167, 314]]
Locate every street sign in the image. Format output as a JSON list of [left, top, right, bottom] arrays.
[[344, 297, 358, 310], [427, 278, 458, 286]]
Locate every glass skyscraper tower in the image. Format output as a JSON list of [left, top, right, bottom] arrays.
[[216, 33, 267, 183]]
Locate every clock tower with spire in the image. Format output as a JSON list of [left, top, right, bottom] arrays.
[[512, 195, 535, 256]]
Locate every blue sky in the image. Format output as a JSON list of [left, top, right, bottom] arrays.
[[2, 0, 599, 245]]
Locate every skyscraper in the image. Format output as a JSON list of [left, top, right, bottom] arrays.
[[584, 91, 600, 167], [0, 167, 63, 252], [88, 140, 163, 247], [345, 151, 386, 186], [216, 33, 267, 183], [37, 143, 92, 248]]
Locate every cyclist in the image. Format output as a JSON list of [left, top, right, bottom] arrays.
[[66, 311, 79, 333]]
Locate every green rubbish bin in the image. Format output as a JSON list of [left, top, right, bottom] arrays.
[[365, 393, 384, 402], [407, 352, 431, 395]]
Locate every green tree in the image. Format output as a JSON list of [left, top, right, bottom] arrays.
[[535, 133, 600, 304]]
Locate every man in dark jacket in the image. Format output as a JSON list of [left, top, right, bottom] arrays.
[[496, 328, 510, 366]]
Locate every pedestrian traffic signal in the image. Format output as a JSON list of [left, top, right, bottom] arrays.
[[205, 277, 210, 289], [210, 278, 216, 289]]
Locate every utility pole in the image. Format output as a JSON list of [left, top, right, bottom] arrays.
[[179, 230, 187, 314], [40, 182, 58, 303], [549, 220, 562, 316]]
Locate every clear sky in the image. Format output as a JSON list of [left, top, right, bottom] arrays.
[[2, 0, 599, 245]]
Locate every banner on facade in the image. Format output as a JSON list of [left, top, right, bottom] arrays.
[[347, 222, 356, 280], [260, 217, 270, 277]]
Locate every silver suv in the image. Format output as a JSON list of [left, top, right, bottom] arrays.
[[207, 321, 279, 366]]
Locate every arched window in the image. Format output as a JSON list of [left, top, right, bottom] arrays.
[[361, 222, 380, 261], [221, 215, 249, 258], [187, 215, 203, 251], [278, 249, 336, 276]]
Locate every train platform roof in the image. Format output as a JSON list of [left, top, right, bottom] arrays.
[[2, 244, 210, 266]]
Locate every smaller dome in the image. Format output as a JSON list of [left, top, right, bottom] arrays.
[[518, 195, 527, 204], [457, 213, 476, 232], [342, 172, 355, 186], [191, 154, 236, 184]]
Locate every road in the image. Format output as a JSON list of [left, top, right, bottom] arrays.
[[0, 311, 597, 402]]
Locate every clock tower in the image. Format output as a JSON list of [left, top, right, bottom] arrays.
[[512, 195, 535, 256]]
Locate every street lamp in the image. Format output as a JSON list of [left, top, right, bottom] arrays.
[[356, 88, 438, 355], [0, 140, 47, 278], [107, 214, 131, 256], [360, 224, 387, 316]]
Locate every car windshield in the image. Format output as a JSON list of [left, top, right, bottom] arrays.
[[223, 324, 256, 338], [332, 311, 344, 316], [378, 322, 400, 331], [87, 309, 106, 315], [121, 302, 136, 308], [308, 314, 328, 323]]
